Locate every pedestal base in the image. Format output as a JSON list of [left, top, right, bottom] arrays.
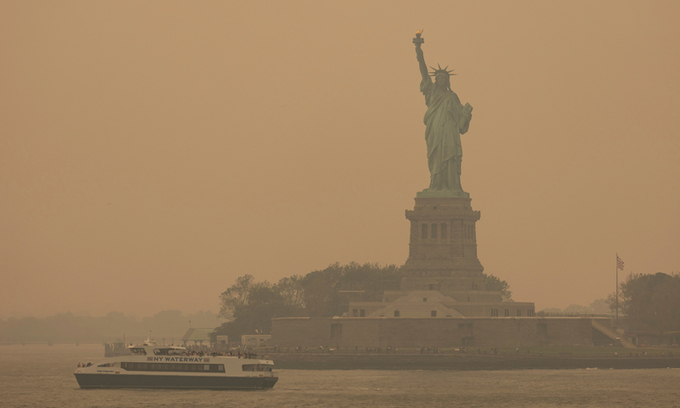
[[402, 194, 484, 296]]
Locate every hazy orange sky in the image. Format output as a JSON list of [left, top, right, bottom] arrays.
[[1, 1, 679, 318]]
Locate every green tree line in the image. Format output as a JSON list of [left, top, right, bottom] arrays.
[[610, 272, 680, 334], [214, 263, 512, 339]]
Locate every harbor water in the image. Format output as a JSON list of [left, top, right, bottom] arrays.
[[1, 344, 679, 407]]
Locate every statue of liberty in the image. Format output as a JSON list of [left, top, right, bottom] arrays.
[[414, 31, 473, 197]]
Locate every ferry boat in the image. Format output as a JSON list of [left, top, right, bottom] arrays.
[[74, 340, 277, 390]]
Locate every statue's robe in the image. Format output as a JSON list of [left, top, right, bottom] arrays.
[[421, 77, 472, 192]]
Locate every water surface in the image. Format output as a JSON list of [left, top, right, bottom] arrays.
[[1, 344, 678, 407]]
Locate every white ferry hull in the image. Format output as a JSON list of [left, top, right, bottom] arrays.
[[74, 372, 278, 390]]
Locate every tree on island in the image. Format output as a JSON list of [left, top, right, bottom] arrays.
[[213, 263, 512, 339], [482, 273, 512, 302], [216, 274, 306, 338], [213, 263, 402, 339], [610, 272, 680, 335]]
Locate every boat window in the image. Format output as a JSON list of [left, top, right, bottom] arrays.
[[121, 362, 225, 373], [151, 348, 184, 356], [130, 348, 146, 355], [242, 364, 273, 372]]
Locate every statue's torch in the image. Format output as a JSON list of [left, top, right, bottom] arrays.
[[413, 29, 424, 45]]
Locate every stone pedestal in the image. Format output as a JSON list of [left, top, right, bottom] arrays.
[[401, 195, 486, 298]]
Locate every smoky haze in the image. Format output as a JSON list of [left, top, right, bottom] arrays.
[[1, 1, 679, 319]]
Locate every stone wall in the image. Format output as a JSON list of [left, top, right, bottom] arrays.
[[272, 317, 606, 348]]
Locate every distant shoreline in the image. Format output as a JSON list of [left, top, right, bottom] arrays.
[[3, 343, 678, 370], [269, 353, 680, 370]]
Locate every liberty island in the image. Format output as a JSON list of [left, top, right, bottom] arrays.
[[272, 31, 619, 350]]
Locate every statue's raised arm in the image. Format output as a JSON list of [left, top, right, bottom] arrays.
[[413, 30, 429, 81]]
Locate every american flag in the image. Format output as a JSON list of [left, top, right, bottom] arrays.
[[616, 255, 624, 270]]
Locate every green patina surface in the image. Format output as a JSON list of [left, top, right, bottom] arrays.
[[414, 34, 473, 197]]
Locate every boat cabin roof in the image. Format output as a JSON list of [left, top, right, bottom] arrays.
[[128, 341, 186, 355]]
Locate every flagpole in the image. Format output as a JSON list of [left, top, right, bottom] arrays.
[[615, 252, 619, 329]]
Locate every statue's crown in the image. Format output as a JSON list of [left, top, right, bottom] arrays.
[[429, 64, 455, 77]]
